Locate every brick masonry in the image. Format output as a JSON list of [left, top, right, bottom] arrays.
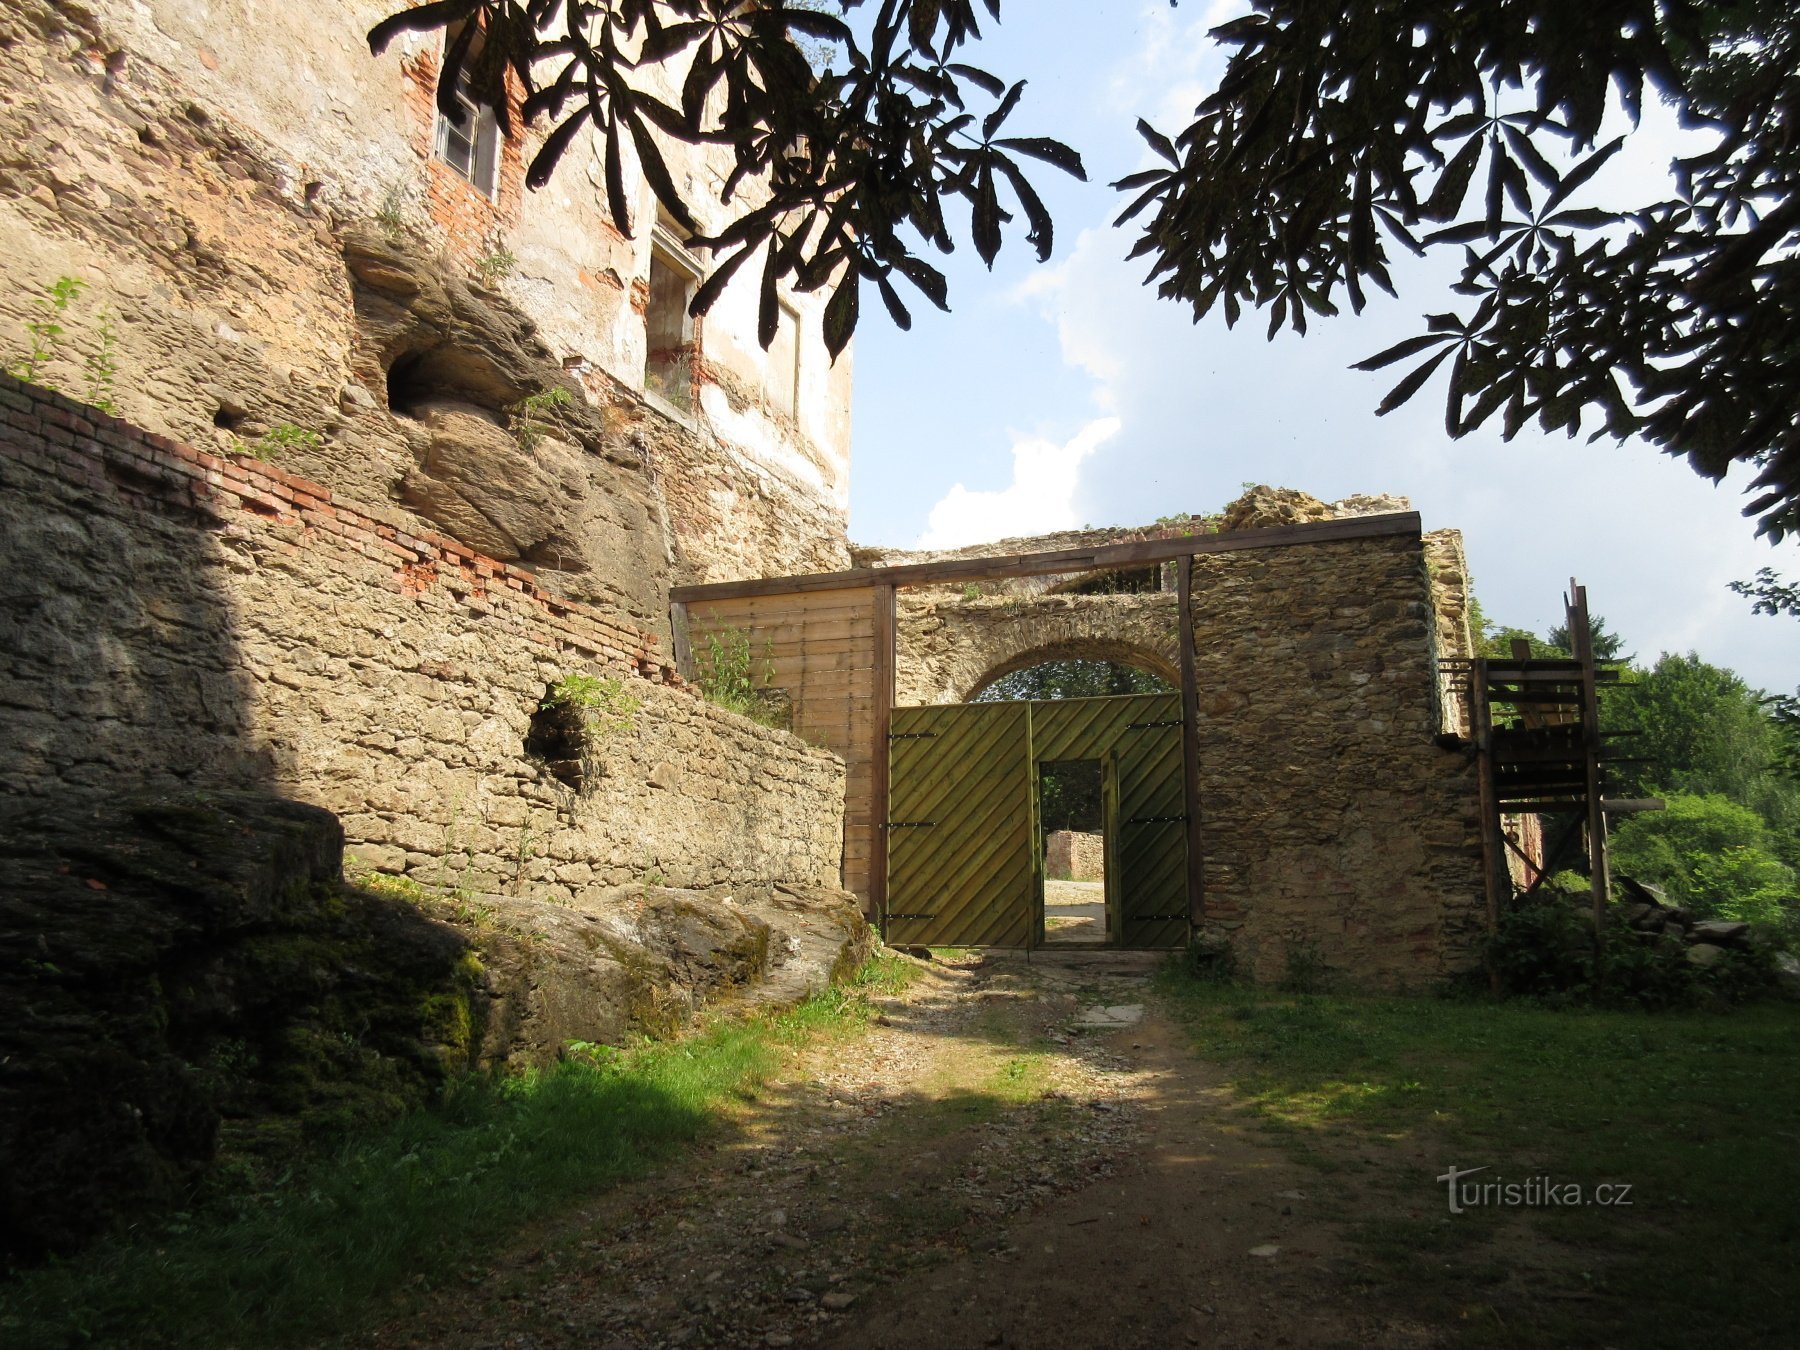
[[0, 374, 846, 901]]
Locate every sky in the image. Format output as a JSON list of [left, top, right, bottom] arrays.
[[841, 0, 1797, 697]]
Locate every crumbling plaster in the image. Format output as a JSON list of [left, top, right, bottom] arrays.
[[0, 0, 852, 605]]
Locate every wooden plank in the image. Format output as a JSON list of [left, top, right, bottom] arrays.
[[669, 513, 1423, 602], [1177, 555, 1205, 929], [1601, 798, 1666, 815], [686, 592, 880, 623], [868, 583, 896, 922], [668, 601, 697, 682]]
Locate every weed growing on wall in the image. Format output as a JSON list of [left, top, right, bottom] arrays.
[[375, 183, 409, 240], [8, 276, 84, 387], [696, 625, 785, 729], [508, 386, 572, 451], [83, 309, 119, 414], [7, 276, 121, 413], [238, 423, 323, 461], [472, 247, 517, 288], [542, 672, 639, 739]]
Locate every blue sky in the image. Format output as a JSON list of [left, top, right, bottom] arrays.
[[842, 1, 1796, 697]]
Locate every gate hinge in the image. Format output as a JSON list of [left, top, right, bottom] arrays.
[[1130, 914, 1190, 922], [889, 731, 938, 740], [885, 913, 936, 921], [1123, 814, 1187, 825], [1125, 718, 1184, 730], [882, 820, 937, 829]]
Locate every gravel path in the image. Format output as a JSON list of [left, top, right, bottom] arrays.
[[356, 952, 1433, 1350]]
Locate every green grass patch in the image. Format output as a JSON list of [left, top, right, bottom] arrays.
[[0, 957, 915, 1348], [1154, 970, 1800, 1346]]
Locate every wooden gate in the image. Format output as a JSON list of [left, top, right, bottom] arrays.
[[884, 702, 1037, 947], [1112, 694, 1189, 948], [884, 694, 1188, 949]]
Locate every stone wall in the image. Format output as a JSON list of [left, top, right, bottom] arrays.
[[896, 591, 1183, 705], [0, 0, 851, 602], [1045, 831, 1105, 883], [881, 502, 1486, 986], [1184, 533, 1486, 986], [0, 375, 846, 904]]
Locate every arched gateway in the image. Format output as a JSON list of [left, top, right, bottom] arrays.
[[671, 502, 1499, 986]]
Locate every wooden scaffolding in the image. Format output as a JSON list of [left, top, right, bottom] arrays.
[[1452, 579, 1656, 961]]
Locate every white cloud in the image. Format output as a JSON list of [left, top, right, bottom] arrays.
[[917, 418, 1122, 549]]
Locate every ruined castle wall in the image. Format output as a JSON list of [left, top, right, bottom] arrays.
[[0, 376, 845, 901], [0, 1, 850, 597], [1183, 535, 1486, 986], [895, 591, 1183, 706], [883, 516, 1486, 985], [1045, 831, 1104, 883]]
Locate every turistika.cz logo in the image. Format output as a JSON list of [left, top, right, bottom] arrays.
[[1436, 1165, 1634, 1215]]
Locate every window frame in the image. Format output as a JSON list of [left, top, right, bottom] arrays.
[[433, 61, 501, 198], [645, 223, 705, 413]]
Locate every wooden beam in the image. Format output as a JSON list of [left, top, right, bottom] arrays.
[[1568, 580, 1612, 964], [1471, 655, 1507, 993], [1176, 555, 1205, 929], [669, 512, 1423, 603], [1601, 798, 1666, 815], [868, 583, 896, 931], [667, 601, 696, 683]]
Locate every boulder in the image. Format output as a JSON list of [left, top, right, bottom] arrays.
[[1620, 901, 1663, 931], [1689, 920, 1751, 948], [0, 790, 475, 1262], [0, 790, 871, 1263], [1616, 876, 1671, 909], [1775, 952, 1800, 999], [399, 397, 588, 566], [1686, 943, 1727, 968], [458, 881, 870, 1064]]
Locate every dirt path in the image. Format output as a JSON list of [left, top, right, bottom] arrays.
[[357, 953, 1438, 1349]]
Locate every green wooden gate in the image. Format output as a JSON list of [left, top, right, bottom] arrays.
[[884, 693, 1188, 949], [885, 701, 1037, 947]]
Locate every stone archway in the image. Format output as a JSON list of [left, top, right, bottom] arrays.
[[894, 590, 1182, 706]]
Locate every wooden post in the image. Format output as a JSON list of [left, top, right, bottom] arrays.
[[1176, 556, 1206, 928], [1471, 656, 1506, 992], [667, 601, 696, 683], [1569, 580, 1610, 963], [869, 583, 897, 933]]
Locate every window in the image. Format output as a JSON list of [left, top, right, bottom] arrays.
[[433, 30, 501, 196], [764, 300, 801, 419], [645, 225, 702, 411]]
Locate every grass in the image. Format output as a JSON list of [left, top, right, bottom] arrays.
[[1154, 970, 1800, 1346], [0, 956, 915, 1349]]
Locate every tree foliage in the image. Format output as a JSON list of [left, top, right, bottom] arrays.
[[1608, 651, 1797, 842], [971, 658, 1173, 703], [368, 1, 1084, 357], [1116, 1, 1800, 538], [1611, 792, 1796, 925]]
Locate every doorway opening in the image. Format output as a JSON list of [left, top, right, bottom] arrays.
[[1039, 758, 1109, 946]]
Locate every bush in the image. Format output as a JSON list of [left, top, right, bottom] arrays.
[[1486, 896, 1779, 1010]]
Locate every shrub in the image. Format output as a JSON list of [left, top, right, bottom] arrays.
[[507, 387, 572, 451], [695, 625, 787, 729], [1486, 895, 1779, 1010]]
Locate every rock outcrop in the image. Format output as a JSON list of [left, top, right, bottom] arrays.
[[0, 790, 869, 1263]]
